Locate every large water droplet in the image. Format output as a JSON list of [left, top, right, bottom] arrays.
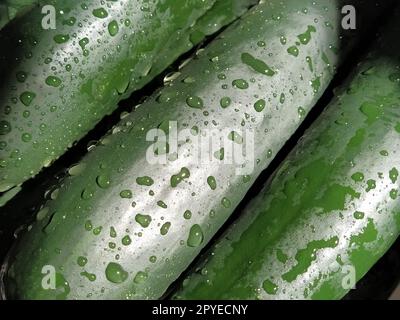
[[45, 76, 62, 87], [232, 79, 249, 89], [105, 262, 128, 284], [108, 20, 119, 36], [136, 176, 154, 186], [207, 176, 217, 190], [187, 224, 204, 247], [135, 214, 152, 228], [171, 167, 190, 187], [186, 96, 204, 109], [96, 175, 111, 188], [20, 91, 36, 106], [92, 8, 108, 19], [53, 34, 70, 44]]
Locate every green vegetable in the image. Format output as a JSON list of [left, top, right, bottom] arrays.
[[0, 0, 38, 30], [173, 6, 400, 300], [5, 0, 391, 300], [0, 0, 257, 194]]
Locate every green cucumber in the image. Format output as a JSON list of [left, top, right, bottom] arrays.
[[0, 0, 257, 194], [5, 0, 391, 300], [0, 0, 38, 30], [173, 6, 400, 300]]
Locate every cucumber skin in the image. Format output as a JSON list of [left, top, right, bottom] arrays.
[[6, 0, 388, 300], [0, 0, 257, 193], [174, 8, 400, 300], [0, 0, 38, 30]]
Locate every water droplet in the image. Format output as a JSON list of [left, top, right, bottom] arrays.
[[53, 34, 70, 44], [63, 17, 76, 26], [80, 271, 96, 282], [306, 56, 313, 72], [366, 179, 376, 192], [160, 222, 171, 235], [221, 197, 231, 208], [157, 200, 167, 209], [122, 235, 132, 246], [353, 211, 365, 220], [136, 176, 154, 186], [133, 271, 148, 284], [92, 8, 108, 18], [254, 99, 266, 112], [120, 190, 133, 198], [207, 176, 217, 190], [135, 214, 151, 228], [96, 175, 111, 188], [110, 227, 117, 238], [77, 256, 88, 267], [81, 188, 94, 200], [389, 167, 398, 184], [243, 175, 251, 183], [16, 71, 27, 82], [228, 131, 243, 144], [93, 226, 102, 235], [45, 76, 62, 87], [263, 279, 278, 295], [351, 172, 364, 182], [297, 25, 316, 45], [298, 107, 306, 117], [183, 210, 192, 220], [257, 40, 266, 47], [108, 20, 119, 36], [68, 163, 86, 176], [36, 207, 49, 221], [220, 97, 231, 108], [241, 52, 275, 76], [186, 96, 204, 109], [20, 91, 36, 106], [279, 93, 285, 104], [187, 224, 203, 247], [105, 262, 128, 284], [232, 79, 249, 89], [214, 148, 224, 160], [171, 167, 190, 187], [287, 46, 299, 57], [0, 121, 11, 135], [21, 132, 32, 142]]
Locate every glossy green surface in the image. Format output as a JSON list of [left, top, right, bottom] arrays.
[[0, 0, 257, 193], [174, 6, 400, 300], [5, 0, 389, 300], [0, 0, 38, 30]]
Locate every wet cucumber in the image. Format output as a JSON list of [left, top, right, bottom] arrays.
[[173, 6, 400, 300], [5, 0, 391, 299], [0, 0, 257, 194], [0, 0, 38, 30]]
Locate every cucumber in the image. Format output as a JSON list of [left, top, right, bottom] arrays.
[[0, 0, 38, 30], [173, 6, 400, 300], [0, 0, 257, 194], [5, 0, 390, 300]]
